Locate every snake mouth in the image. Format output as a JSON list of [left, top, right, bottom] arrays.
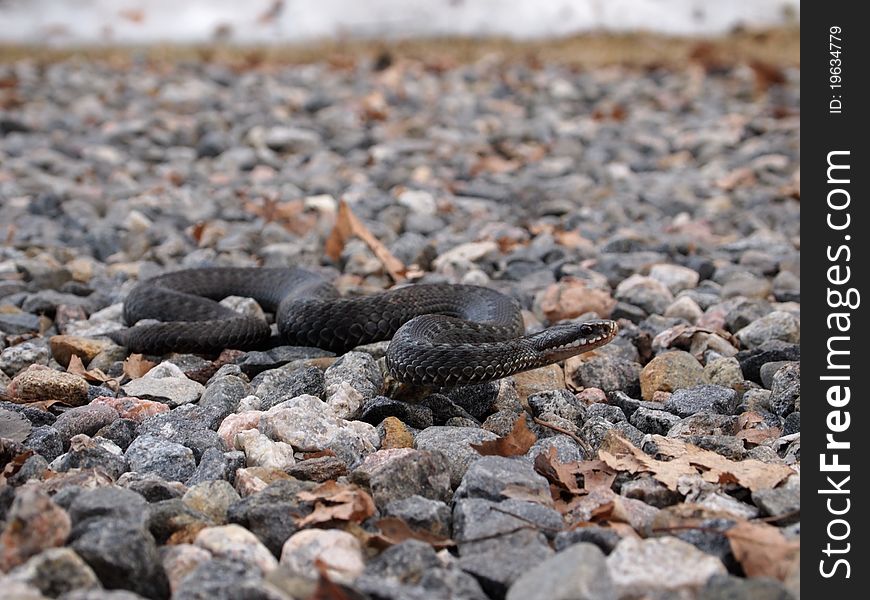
[[535, 319, 619, 360]]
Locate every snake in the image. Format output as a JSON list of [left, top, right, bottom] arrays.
[[110, 267, 618, 387]]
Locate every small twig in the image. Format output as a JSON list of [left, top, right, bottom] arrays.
[[533, 416, 595, 456], [754, 509, 800, 524], [652, 508, 801, 534]]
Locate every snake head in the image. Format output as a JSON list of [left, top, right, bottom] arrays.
[[535, 319, 619, 363]]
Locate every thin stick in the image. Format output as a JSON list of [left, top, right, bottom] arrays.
[[533, 416, 595, 457]]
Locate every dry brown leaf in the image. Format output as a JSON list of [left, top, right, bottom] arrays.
[[306, 557, 364, 600], [734, 411, 782, 447], [19, 399, 70, 412], [296, 480, 376, 526], [188, 221, 207, 244], [536, 450, 618, 495], [736, 427, 782, 446], [558, 486, 617, 521], [67, 355, 118, 390], [470, 154, 521, 176], [534, 446, 584, 495], [748, 59, 787, 94], [370, 517, 455, 550], [360, 91, 389, 121], [552, 229, 595, 251], [737, 412, 764, 429], [123, 354, 156, 379], [577, 459, 619, 492], [244, 198, 317, 236], [725, 520, 800, 580], [598, 433, 794, 492], [471, 414, 537, 457], [325, 199, 406, 282], [0, 448, 33, 486], [66, 354, 92, 377]]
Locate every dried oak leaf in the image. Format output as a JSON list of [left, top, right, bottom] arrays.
[[725, 520, 800, 580], [369, 516, 455, 550], [534, 446, 584, 495], [67, 355, 118, 390], [18, 399, 70, 412], [735, 411, 782, 447], [325, 199, 406, 281], [471, 414, 537, 457], [123, 354, 156, 379], [598, 433, 794, 492], [536, 448, 618, 497], [296, 480, 376, 527]]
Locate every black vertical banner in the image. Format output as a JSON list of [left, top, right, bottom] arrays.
[[804, 4, 869, 597]]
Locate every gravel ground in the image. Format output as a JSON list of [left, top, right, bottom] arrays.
[[0, 43, 799, 600]]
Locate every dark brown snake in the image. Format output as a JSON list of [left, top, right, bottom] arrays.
[[109, 267, 618, 386]]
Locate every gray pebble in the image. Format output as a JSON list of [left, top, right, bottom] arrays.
[[254, 364, 326, 409], [70, 518, 169, 599], [663, 384, 739, 417], [415, 426, 497, 488], [125, 435, 197, 482], [454, 455, 550, 503], [506, 542, 616, 600], [630, 406, 681, 435], [769, 362, 800, 416]]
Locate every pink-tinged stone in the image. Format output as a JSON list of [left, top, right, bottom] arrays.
[[233, 467, 291, 496], [697, 306, 728, 330], [161, 544, 212, 594], [280, 529, 364, 584], [577, 387, 607, 404], [0, 484, 71, 570], [195, 524, 278, 573], [537, 279, 616, 322], [217, 411, 263, 448], [91, 395, 170, 422], [652, 390, 672, 403]]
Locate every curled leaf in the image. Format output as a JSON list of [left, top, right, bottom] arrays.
[[123, 353, 156, 379], [725, 520, 800, 580], [296, 480, 376, 526], [471, 414, 537, 457]]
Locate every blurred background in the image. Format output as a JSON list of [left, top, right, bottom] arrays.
[[0, 0, 799, 45]]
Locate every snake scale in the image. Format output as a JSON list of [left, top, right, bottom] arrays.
[[110, 267, 618, 386]]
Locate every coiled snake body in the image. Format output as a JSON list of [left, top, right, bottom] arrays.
[[111, 267, 618, 386]]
